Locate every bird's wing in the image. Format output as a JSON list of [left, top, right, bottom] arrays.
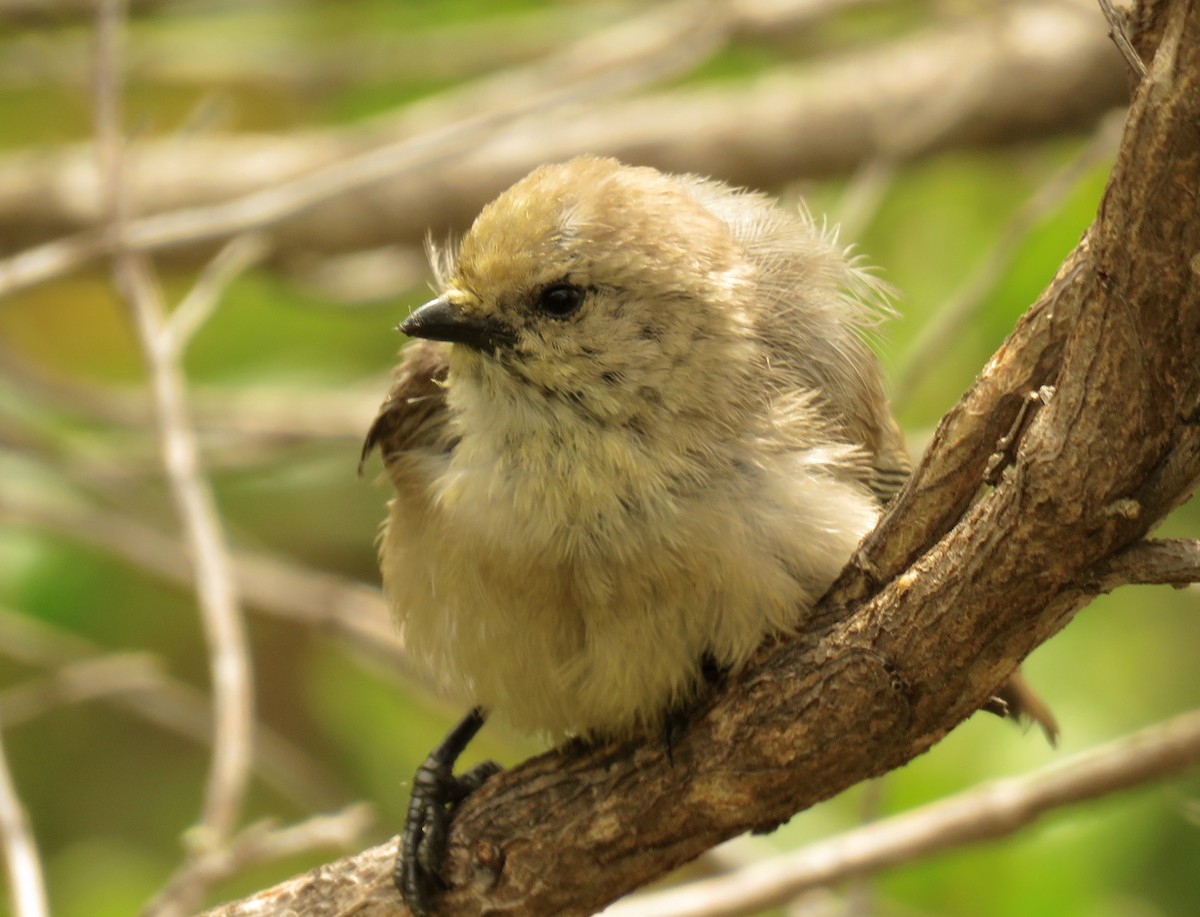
[[866, 412, 912, 507], [360, 339, 453, 473]]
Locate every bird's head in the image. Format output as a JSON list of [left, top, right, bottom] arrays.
[[400, 157, 764, 431]]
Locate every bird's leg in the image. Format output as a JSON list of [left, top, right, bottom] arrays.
[[396, 706, 500, 915], [661, 653, 729, 763]]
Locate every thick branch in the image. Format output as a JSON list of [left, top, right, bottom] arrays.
[[609, 707, 1200, 917], [198, 2, 1200, 915]]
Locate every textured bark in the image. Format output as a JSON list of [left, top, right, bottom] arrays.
[[201, 2, 1200, 914]]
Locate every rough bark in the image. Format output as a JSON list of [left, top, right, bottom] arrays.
[[201, 1, 1200, 914]]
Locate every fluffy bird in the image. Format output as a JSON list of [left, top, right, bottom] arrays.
[[365, 156, 913, 911]]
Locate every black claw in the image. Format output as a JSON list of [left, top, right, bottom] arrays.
[[661, 706, 689, 765], [661, 654, 730, 764], [395, 707, 497, 915]]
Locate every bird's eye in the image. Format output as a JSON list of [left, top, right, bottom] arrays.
[[536, 282, 585, 319]]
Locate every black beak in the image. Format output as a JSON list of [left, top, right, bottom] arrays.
[[398, 295, 513, 353]]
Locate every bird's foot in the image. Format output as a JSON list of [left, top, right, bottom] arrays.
[[395, 708, 498, 915]]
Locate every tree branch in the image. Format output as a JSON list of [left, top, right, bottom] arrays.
[[0, 606, 347, 812], [2, 493, 407, 674], [894, 109, 1124, 409], [608, 707, 1200, 917], [1088, 538, 1200, 589], [196, 1, 1200, 914], [143, 807, 373, 917], [0, 2, 1127, 299], [97, 0, 255, 854], [0, 715, 48, 917]]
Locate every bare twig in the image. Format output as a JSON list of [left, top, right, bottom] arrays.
[[895, 109, 1125, 408], [143, 805, 374, 917], [0, 2, 1128, 301], [0, 718, 48, 917], [1100, 0, 1149, 77], [94, 0, 253, 857], [0, 0, 730, 301], [831, 158, 897, 244], [283, 244, 430, 304], [2, 493, 408, 674], [167, 233, 269, 354], [730, 0, 893, 35], [0, 607, 346, 809], [0, 652, 164, 723], [0, 341, 380, 442], [607, 708, 1200, 917]]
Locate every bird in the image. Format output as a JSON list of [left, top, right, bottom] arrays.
[[361, 155, 1051, 913]]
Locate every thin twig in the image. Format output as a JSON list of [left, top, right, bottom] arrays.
[[0, 607, 347, 809], [0, 0, 730, 301], [894, 109, 1126, 409], [0, 341, 380, 441], [0, 652, 164, 723], [93, 0, 254, 856], [0, 719, 48, 917], [112, 258, 255, 851], [1098, 0, 1148, 78], [608, 708, 1200, 917], [141, 805, 374, 917], [832, 158, 897, 244], [167, 233, 269, 355], [2, 492, 408, 674]]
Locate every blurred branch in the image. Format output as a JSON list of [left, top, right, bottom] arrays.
[[2, 493, 410, 676], [0, 651, 164, 722], [95, 0, 252, 869], [608, 707, 1200, 917], [0, 0, 731, 300], [0, 1, 1128, 300], [730, 0, 893, 35], [0, 717, 48, 917], [0, 3, 662, 89], [0, 607, 347, 810], [0, 0, 884, 90], [0, 0, 169, 23], [144, 806, 375, 917], [168, 234, 269, 351], [0, 341, 380, 443], [830, 158, 898, 244], [894, 107, 1125, 409]]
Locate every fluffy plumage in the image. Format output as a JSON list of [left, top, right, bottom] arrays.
[[365, 156, 908, 739]]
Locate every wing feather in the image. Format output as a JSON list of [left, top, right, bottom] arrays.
[[360, 340, 453, 474]]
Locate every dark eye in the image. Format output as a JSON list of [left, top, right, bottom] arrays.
[[536, 282, 585, 319]]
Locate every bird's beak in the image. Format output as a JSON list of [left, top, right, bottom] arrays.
[[398, 295, 513, 353]]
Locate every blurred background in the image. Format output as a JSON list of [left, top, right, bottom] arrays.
[[0, 1, 1198, 915]]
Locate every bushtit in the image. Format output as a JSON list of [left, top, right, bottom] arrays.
[[363, 156, 1051, 912]]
